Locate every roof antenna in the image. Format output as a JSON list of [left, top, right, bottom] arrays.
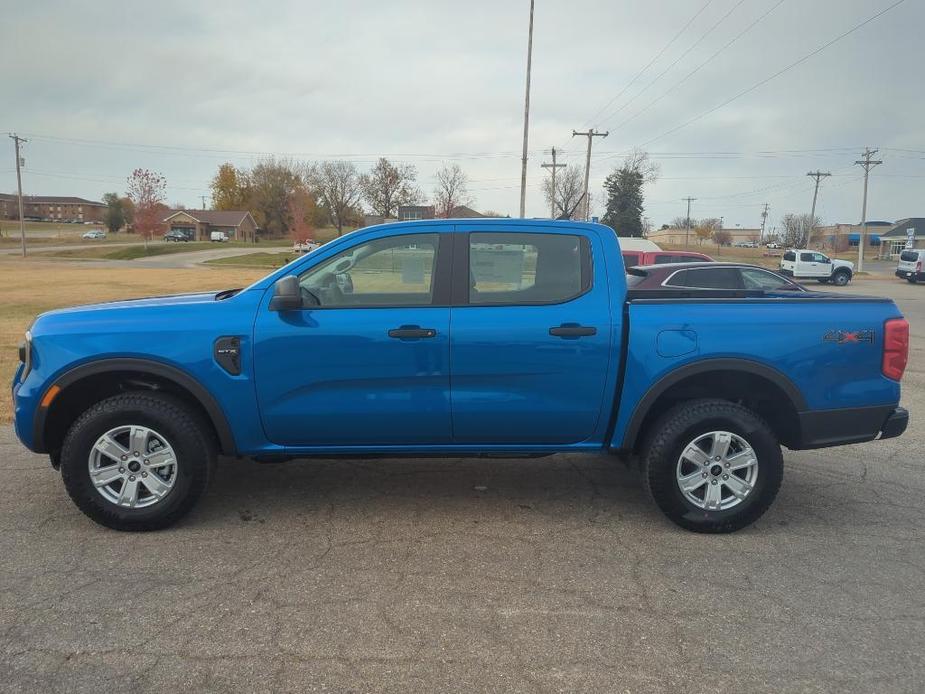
[[557, 192, 586, 221]]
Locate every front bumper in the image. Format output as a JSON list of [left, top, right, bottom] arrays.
[[795, 405, 908, 449]]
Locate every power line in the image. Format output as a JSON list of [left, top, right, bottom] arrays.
[[609, 0, 787, 133], [638, 0, 909, 147], [583, 0, 716, 128], [594, 0, 750, 128]]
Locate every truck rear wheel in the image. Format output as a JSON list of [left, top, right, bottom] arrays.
[[60, 392, 214, 531], [641, 399, 783, 533]]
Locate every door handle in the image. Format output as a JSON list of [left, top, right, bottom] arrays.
[[388, 325, 437, 339], [549, 323, 597, 338]]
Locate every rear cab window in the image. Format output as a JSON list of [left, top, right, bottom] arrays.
[[900, 250, 920, 262], [468, 232, 590, 305]]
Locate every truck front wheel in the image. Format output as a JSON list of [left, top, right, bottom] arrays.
[[831, 270, 851, 286], [641, 399, 783, 533], [60, 392, 215, 531]]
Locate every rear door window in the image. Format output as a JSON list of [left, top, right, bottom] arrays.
[[900, 250, 919, 262], [782, 251, 796, 261], [800, 252, 815, 262], [468, 232, 590, 305]]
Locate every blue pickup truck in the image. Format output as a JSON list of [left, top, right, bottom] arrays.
[[12, 220, 910, 533]]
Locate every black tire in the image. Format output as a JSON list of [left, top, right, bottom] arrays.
[[641, 399, 783, 533], [60, 392, 215, 531], [831, 270, 850, 286], [908, 277, 917, 284]]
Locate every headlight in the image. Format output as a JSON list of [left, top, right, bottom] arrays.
[[18, 330, 32, 380]]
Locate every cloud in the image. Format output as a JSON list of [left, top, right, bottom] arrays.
[[1, 0, 921, 227]]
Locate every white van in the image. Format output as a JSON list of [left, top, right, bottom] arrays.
[[896, 249, 924, 284], [780, 249, 854, 286], [210, 231, 229, 243]]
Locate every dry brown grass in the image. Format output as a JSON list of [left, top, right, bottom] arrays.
[[1, 259, 267, 422]]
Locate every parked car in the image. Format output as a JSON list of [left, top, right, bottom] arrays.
[[766, 242, 782, 249], [293, 240, 320, 254], [81, 229, 106, 240], [622, 248, 714, 267], [734, 241, 759, 248], [895, 249, 924, 284], [627, 262, 805, 292], [12, 220, 908, 534], [163, 229, 193, 242], [780, 249, 854, 286], [210, 231, 229, 243]]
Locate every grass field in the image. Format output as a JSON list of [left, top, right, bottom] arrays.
[[0, 260, 266, 422]]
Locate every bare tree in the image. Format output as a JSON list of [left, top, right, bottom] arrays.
[[712, 229, 732, 247], [359, 158, 421, 218], [622, 148, 660, 184], [309, 160, 363, 235], [671, 215, 698, 229], [779, 213, 820, 249], [433, 163, 471, 217], [542, 164, 584, 218]]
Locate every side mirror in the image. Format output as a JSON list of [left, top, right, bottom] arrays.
[[269, 275, 303, 311]]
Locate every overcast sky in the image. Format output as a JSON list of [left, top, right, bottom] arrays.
[[2, 0, 922, 231]]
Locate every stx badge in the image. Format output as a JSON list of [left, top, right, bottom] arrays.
[[824, 329, 874, 344]]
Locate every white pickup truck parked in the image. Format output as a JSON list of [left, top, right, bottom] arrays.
[[780, 249, 854, 286]]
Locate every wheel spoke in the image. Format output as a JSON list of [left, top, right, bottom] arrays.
[[703, 482, 722, 509], [140, 473, 171, 498], [727, 448, 758, 472], [94, 435, 128, 463], [681, 444, 709, 467], [679, 471, 707, 493], [724, 474, 753, 500], [710, 432, 732, 460], [129, 426, 149, 456], [145, 449, 175, 469], [90, 464, 124, 487], [117, 477, 141, 508]]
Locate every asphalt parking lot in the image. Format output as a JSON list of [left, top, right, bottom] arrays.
[[1, 278, 923, 693]]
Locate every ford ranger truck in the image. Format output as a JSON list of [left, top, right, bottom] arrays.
[[11, 220, 910, 533]]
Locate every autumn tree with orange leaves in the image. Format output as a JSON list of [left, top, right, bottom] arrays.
[[126, 168, 167, 250]]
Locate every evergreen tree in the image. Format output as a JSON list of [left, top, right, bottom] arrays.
[[601, 166, 644, 237]]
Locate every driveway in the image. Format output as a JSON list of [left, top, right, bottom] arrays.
[[1, 279, 923, 693]]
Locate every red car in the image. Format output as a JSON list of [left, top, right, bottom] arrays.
[[627, 262, 805, 292], [622, 249, 713, 267]]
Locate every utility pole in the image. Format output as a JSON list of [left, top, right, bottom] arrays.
[[682, 196, 696, 248], [806, 171, 831, 246], [9, 134, 27, 257], [855, 147, 882, 273], [540, 147, 566, 218], [572, 129, 608, 220], [518, 0, 535, 219], [760, 203, 769, 241], [200, 195, 208, 209]]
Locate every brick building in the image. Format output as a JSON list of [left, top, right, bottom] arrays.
[[0, 194, 106, 223], [162, 209, 258, 241]]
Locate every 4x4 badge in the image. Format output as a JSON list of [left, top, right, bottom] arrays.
[[824, 329, 874, 344]]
